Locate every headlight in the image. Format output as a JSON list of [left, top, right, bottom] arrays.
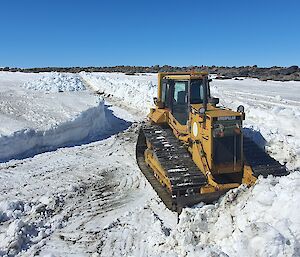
[[234, 123, 241, 134], [213, 124, 225, 137], [199, 107, 206, 115]]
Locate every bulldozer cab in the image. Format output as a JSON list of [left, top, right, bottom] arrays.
[[159, 73, 209, 125]]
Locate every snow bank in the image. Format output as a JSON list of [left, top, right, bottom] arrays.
[[0, 101, 108, 162], [0, 71, 44, 88], [0, 72, 120, 163], [100, 172, 300, 257], [23, 72, 86, 92], [80, 72, 157, 113], [156, 172, 300, 257]]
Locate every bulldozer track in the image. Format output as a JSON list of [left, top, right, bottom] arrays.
[[142, 124, 207, 194], [136, 123, 228, 213]]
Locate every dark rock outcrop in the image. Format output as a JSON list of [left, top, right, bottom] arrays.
[[1, 65, 299, 81]]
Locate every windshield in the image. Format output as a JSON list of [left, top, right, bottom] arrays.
[[190, 80, 206, 104]]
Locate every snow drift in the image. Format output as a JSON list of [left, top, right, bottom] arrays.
[[80, 72, 157, 113], [0, 101, 108, 162], [160, 172, 300, 257], [23, 72, 86, 92]]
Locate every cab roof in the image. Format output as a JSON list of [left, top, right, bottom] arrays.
[[163, 75, 206, 80], [159, 72, 208, 81]]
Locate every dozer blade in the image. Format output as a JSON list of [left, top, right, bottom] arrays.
[[243, 136, 289, 178]]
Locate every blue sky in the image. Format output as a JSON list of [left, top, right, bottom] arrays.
[[0, 0, 299, 67]]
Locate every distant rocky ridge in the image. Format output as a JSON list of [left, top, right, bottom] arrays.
[[1, 65, 300, 81]]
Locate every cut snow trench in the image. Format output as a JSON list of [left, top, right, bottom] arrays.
[[0, 101, 132, 163]]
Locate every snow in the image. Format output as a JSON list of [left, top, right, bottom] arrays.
[[0, 101, 109, 162], [0, 71, 299, 257], [22, 72, 86, 92], [80, 72, 157, 113], [0, 72, 112, 162], [81, 72, 300, 169], [161, 173, 300, 257]]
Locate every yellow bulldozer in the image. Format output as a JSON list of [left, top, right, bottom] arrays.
[[136, 72, 288, 212]]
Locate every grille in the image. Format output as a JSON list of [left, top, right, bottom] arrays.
[[213, 135, 241, 164]]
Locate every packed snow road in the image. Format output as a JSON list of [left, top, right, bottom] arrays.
[[0, 72, 299, 257], [0, 123, 171, 257]]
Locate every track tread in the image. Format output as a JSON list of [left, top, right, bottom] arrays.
[[142, 124, 207, 197]]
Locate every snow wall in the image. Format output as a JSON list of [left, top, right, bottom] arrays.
[[0, 101, 108, 163]]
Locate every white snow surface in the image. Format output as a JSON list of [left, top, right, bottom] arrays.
[[80, 72, 157, 113], [22, 72, 86, 92], [0, 72, 299, 257], [0, 72, 111, 163], [166, 173, 300, 257]]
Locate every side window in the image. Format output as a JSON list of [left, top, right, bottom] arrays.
[[198, 84, 204, 102], [172, 81, 188, 125], [174, 82, 187, 104], [161, 82, 166, 103], [190, 81, 204, 104], [162, 81, 171, 108]]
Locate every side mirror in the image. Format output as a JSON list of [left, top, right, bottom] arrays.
[[153, 97, 158, 105], [237, 105, 244, 113], [237, 105, 245, 120], [154, 97, 165, 108]]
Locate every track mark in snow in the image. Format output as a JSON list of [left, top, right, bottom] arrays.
[[0, 123, 150, 256], [29, 124, 160, 257]]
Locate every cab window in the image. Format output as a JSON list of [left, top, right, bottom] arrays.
[[172, 81, 188, 125], [174, 82, 187, 103], [190, 80, 204, 104]]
